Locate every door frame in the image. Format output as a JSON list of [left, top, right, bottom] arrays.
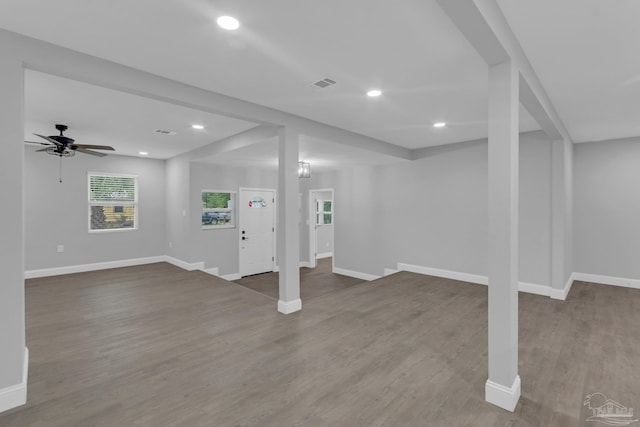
[[238, 187, 277, 277], [308, 188, 334, 269]]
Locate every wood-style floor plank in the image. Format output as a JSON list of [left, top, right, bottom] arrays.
[[0, 264, 638, 426]]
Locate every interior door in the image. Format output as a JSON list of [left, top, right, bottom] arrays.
[[239, 188, 275, 277]]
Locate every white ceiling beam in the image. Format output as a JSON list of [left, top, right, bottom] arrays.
[[4, 29, 412, 161], [186, 125, 278, 162], [436, 0, 572, 142]]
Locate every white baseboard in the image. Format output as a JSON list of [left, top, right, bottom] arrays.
[[332, 267, 380, 281], [278, 298, 302, 314], [164, 256, 205, 272], [485, 375, 521, 412], [383, 268, 398, 277], [299, 261, 312, 268], [518, 281, 551, 297], [550, 273, 576, 300], [221, 273, 242, 281], [25, 256, 167, 279], [396, 262, 552, 297], [0, 347, 28, 414], [316, 252, 332, 259], [572, 272, 640, 290], [397, 262, 488, 285]]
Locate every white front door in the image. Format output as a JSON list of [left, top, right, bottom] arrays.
[[239, 188, 276, 277]]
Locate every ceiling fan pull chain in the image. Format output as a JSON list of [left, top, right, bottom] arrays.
[[59, 156, 63, 183]]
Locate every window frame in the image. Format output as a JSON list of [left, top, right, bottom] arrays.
[[201, 190, 236, 230], [316, 199, 333, 226], [87, 172, 139, 233]]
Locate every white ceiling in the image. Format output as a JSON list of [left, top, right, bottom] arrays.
[[2, 0, 638, 166], [497, 0, 640, 143], [24, 70, 259, 159]]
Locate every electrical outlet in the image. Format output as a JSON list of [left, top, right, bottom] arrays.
[[57, 245, 64, 253]]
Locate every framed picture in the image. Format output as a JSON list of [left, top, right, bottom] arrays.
[[202, 190, 236, 230]]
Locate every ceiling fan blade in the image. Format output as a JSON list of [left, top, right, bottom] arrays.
[[35, 147, 50, 152], [72, 144, 115, 151], [25, 140, 52, 146], [75, 147, 107, 157], [33, 133, 63, 146]]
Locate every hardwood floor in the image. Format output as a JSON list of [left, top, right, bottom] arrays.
[[233, 257, 365, 300], [1, 263, 638, 426]]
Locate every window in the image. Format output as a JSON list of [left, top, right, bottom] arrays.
[[201, 190, 236, 229], [316, 199, 333, 225], [88, 173, 138, 231]]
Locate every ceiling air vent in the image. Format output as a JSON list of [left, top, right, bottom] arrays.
[[313, 77, 337, 89], [155, 129, 177, 136]]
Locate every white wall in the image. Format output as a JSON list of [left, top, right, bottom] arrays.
[[574, 137, 640, 279], [189, 162, 279, 274], [25, 148, 166, 271], [325, 132, 553, 287]]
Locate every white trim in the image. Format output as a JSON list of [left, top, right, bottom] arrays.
[[0, 347, 28, 414], [383, 268, 398, 277], [25, 256, 167, 279], [221, 273, 242, 281], [277, 299, 302, 314], [164, 256, 205, 272], [316, 252, 332, 259], [485, 375, 521, 412], [397, 262, 488, 285], [396, 262, 553, 297], [518, 281, 551, 297], [309, 188, 335, 270], [332, 267, 380, 281], [550, 273, 576, 300], [573, 272, 640, 290]]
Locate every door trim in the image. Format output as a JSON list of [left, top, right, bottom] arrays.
[[308, 188, 334, 270]]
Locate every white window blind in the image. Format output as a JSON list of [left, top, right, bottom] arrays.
[[88, 173, 138, 231]]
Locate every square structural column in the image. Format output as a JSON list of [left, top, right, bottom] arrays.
[[550, 137, 573, 300], [277, 127, 302, 314], [486, 59, 521, 411], [0, 38, 28, 413]]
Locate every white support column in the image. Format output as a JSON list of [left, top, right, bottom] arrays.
[[486, 59, 521, 412], [550, 139, 566, 298], [277, 127, 302, 314], [0, 39, 28, 413], [551, 137, 574, 300]]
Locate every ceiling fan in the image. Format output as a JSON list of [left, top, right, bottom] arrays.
[[25, 124, 115, 182], [26, 124, 115, 157]]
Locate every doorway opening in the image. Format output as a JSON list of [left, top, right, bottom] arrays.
[[308, 188, 334, 270]]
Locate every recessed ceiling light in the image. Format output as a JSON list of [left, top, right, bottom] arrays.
[[217, 16, 240, 31], [139, 151, 148, 156], [367, 89, 382, 97], [433, 122, 447, 128], [192, 124, 204, 130]]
